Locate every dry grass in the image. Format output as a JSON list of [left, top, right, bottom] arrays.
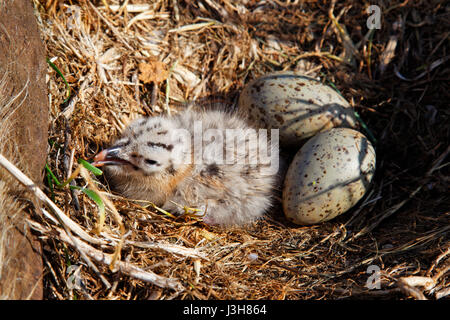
[[28, 0, 449, 299]]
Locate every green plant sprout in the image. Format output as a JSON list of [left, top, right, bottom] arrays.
[[45, 160, 105, 223]]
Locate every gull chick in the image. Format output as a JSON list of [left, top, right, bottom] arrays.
[[94, 108, 279, 226]]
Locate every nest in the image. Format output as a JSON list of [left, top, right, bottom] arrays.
[[21, 0, 449, 299]]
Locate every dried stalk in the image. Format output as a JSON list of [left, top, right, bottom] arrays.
[[0, 153, 105, 245], [56, 226, 183, 291], [28, 219, 183, 291]]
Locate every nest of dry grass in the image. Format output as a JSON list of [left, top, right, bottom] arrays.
[[25, 0, 449, 299]]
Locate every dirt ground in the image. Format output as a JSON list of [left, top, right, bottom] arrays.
[[31, 0, 449, 299]]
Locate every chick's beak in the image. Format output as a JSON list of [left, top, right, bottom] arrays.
[[92, 147, 129, 167]]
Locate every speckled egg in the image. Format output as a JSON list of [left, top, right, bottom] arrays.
[[238, 71, 357, 146], [282, 128, 376, 225]]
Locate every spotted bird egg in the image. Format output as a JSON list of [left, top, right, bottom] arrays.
[[238, 71, 358, 146], [283, 128, 376, 225]]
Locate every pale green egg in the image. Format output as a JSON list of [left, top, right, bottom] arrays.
[[238, 71, 357, 146], [283, 128, 376, 225]]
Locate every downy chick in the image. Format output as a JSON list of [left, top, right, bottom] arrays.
[[94, 108, 280, 226]]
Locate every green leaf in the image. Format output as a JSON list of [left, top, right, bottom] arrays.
[[46, 169, 55, 202], [78, 158, 103, 176], [45, 163, 61, 186], [353, 111, 377, 144], [70, 185, 105, 215], [70, 186, 106, 233], [151, 203, 176, 219], [46, 57, 71, 103]]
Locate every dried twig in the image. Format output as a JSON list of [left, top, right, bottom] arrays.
[[0, 153, 105, 245], [397, 277, 428, 300], [58, 228, 183, 291], [88, 1, 133, 50], [29, 219, 183, 291], [126, 240, 208, 260], [352, 145, 450, 239]]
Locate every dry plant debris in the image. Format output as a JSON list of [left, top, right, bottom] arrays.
[[138, 57, 169, 84], [26, 0, 450, 299]]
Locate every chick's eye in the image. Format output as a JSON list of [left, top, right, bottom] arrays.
[[144, 159, 158, 165]]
